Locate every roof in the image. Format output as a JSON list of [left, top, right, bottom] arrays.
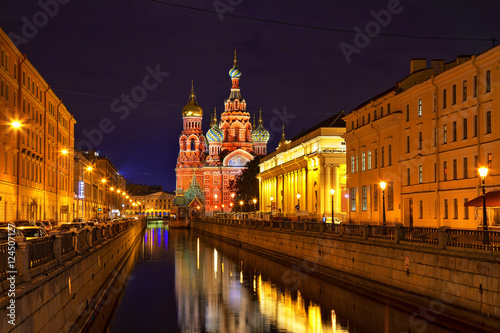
[[290, 111, 346, 142], [464, 191, 500, 207]]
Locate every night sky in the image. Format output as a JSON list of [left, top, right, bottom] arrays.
[[1, 0, 499, 191]]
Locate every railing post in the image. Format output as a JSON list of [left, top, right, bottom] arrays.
[[320, 222, 325, 234], [363, 224, 369, 240], [54, 235, 62, 264], [303, 222, 307, 232], [89, 228, 93, 248], [438, 226, 450, 249], [15, 237, 31, 282], [395, 224, 403, 244], [279, 221, 283, 230], [291, 221, 295, 231], [340, 224, 345, 237]]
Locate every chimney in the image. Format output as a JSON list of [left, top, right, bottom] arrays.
[[456, 55, 471, 65], [410, 58, 427, 74], [431, 59, 444, 74]]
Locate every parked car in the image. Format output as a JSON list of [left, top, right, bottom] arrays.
[[58, 223, 85, 233], [13, 220, 34, 227], [35, 221, 52, 232], [0, 227, 23, 243], [17, 226, 48, 238], [72, 217, 85, 223], [87, 218, 99, 224]]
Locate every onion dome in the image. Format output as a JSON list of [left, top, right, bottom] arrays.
[[229, 50, 242, 79], [182, 81, 203, 117], [251, 109, 270, 143], [206, 108, 224, 143]]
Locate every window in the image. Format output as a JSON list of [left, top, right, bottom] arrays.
[[475, 155, 478, 168], [419, 201, 423, 219], [373, 185, 378, 211], [381, 147, 385, 167], [488, 153, 492, 169], [443, 161, 448, 181], [407, 168, 411, 186], [362, 116, 365, 126], [486, 111, 491, 134], [444, 199, 448, 219], [362, 152, 366, 171], [350, 188, 356, 212], [380, 106, 384, 117], [434, 163, 437, 182], [473, 115, 478, 137], [418, 99, 422, 117], [368, 151, 372, 170], [464, 199, 469, 219], [486, 70, 491, 93], [473, 75, 477, 97], [433, 127, 437, 147], [387, 103, 391, 114], [374, 110, 377, 120], [356, 154, 359, 172], [452, 121, 457, 142], [387, 182, 394, 211], [463, 118, 468, 140], [443, 124, 447, 144], [374, 149, 378, 169], [452, 84, 456, 105], [443, 89, 447, 108], [419, 166, 423, 183], [454, 199, 458, 219], [388, 145, 392, 166], [463, 157, 468, 179], [419, 132, 422, 150], [351, 155, 355, 173], [351, 121, 354, 131], [462, 80, 467, 101], [453, 159, 457, 180], [367, 113, 370, 123], [362, 186, 367, 211], [406, 104, 409, 122], [406, 136, 410, 153]]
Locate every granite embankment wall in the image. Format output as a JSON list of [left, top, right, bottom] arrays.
[[192, 219, 500, 332], [0, 220, 145, 333]]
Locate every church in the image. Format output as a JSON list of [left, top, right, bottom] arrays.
[[174, 53, 270, 213]]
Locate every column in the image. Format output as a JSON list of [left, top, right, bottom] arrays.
[[325, 165, 331, 214]]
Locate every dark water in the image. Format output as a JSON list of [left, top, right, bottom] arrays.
[[107, 222, 461, 333]]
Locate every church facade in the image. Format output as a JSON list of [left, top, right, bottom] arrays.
[[175, 53, 269, 213]]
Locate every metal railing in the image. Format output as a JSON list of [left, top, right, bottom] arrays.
[[446, 229, 500, 251], [401, 227, 439, 245], [29, 235, 56, 269], [0, 218, 145, 283], [196, 217, 500, 253]]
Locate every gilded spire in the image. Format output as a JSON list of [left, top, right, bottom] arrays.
[[182, 80, 203, 117], [213, 107, 217, 125], [233, 49, 238, 67], [189, 80, 196, 100], [252, 114, 256, 128], [278, 124, 286, 147], [258, 108, 263, 126]]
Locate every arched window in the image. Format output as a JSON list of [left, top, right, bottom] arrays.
[[191, 139, 195, 151]]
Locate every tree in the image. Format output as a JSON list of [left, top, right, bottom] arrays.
[[229, 156, 260, 212]]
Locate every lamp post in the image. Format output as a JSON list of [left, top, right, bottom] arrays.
[[330, 189, 335, 223], [479, 167, 489, 245], [221, 204, 225, 214], [270, 196, 274, 216], [380, 181, 387, 235], [296, 193, 301, 220], [253, 198, 257, 212], [11, 121, 22, 220], [345, 193, 350, 223], [239, 200, 243, 212]]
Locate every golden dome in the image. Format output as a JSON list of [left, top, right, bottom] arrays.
[[182, 81, 203, 117]]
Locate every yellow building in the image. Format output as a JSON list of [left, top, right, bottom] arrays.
[[258, 113, 347, 221], [343, 46, 500, 229], [128, 191, 175, 217], [0, 27, 75, 222]]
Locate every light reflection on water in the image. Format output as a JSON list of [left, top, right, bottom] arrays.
[[109, 224, 457, 333]]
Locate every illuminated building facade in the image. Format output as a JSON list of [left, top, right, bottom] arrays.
[[258, 113, 347, 220], [175, 53, 269, 213], [127, 191, 175, 216], [343, 46, 500, 228], [0, 27, 75, 222]]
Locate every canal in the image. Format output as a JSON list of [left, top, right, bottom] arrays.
[[106, 222, 458, 333]]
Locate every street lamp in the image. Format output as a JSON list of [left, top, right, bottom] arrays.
[[345, 193, 350, 223], [479, 167, 489, 244], [11, 121, 22, 219], [239, 200, 243, 212], [296, 193, 301, 210], [330, 189, 335, 223], [221, 204, 225, 213], [380, 181, 387, 234], [253, 198, 257, 211], [214, 193, 218, 211]]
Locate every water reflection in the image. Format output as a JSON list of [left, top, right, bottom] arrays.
[[109, 224, 458, 333]]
